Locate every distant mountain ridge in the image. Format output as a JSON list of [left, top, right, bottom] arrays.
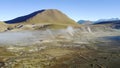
[[94, 20, 120, 24], [77, 18, 120, 31], [77, 20, 93, 25], [94, 19, 120, 29], [94, 18, 120, 23]]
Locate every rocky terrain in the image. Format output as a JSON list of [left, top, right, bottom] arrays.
[[0, 28, 119, 68]]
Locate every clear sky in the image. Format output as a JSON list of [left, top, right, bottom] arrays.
[[0, 0, 120, 21]]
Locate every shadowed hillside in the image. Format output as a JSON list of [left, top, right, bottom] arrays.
[[94, 20, 120, 29], [5, 10, 45, 24]]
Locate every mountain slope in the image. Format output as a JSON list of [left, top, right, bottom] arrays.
[[3, 9, 78, 30], [0, 21, 8, 32], [5, 10, 45, 24], [5, 9, 77, 25]]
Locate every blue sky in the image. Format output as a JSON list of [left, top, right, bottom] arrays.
[[0, 0, 120, 21]]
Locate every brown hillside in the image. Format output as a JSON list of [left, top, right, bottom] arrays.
[[5, 9, 78, 25], [0, 21, 8, 32], [3, 9, 79, 30], [25, 9, 77, 25]]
